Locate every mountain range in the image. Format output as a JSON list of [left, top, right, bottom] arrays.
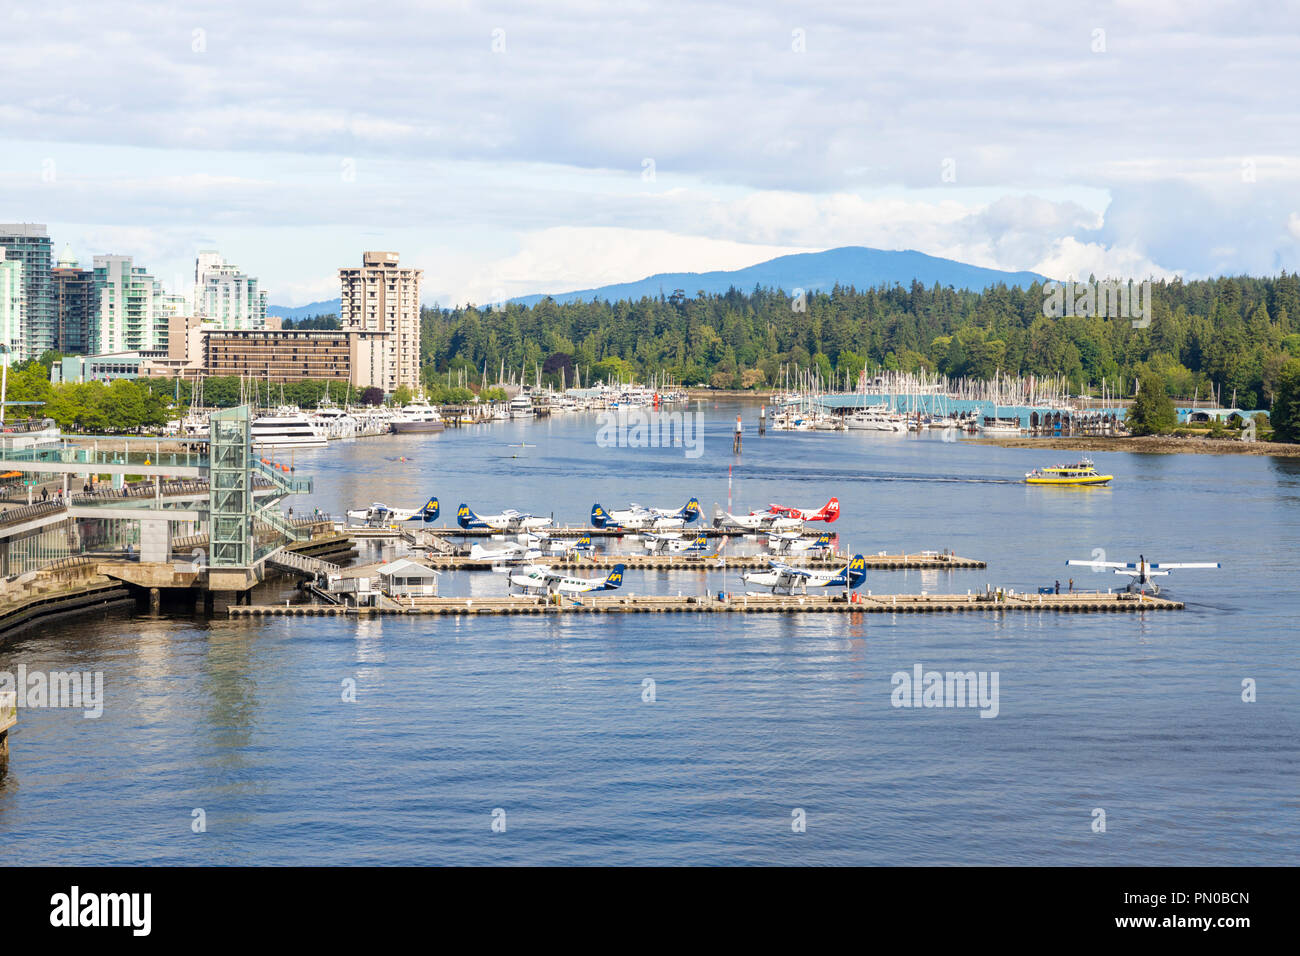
[[267, 246, 1048, 317]]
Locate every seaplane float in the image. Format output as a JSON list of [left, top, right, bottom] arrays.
[[346, 497, 440, 527], [590, 498, 702, 531], [1065, 554, 1220, 595], [742, 554, 867, 596]]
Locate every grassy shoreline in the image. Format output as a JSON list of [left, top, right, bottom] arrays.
[[971, 435, 1300, 457]]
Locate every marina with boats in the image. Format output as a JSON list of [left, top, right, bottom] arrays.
[[767, 369, 1131, 436]]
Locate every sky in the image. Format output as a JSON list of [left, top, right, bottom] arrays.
[[2, 0, 1298, 307]]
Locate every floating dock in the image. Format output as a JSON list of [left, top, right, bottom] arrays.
[[414, 552, 986, 572], [230, 591, 1182, 617]]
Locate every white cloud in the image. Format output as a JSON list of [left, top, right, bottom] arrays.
[[2, 0, 1299, 302]]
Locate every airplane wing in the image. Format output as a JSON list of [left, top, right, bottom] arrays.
[[1147, 562, 1221, 570], [1066, 559, 1127, 569], [768, 560, 813, 578]]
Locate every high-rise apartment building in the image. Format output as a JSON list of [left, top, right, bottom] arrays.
[[339, 251, 422, 393], [0, 250, 25, 360], [92, 254, 171, 353], [0, 223, 54, 357], [51, 245, 97, 354], [194, 250, 269, 329]]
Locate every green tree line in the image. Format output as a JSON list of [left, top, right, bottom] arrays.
[[419, 274, 1300, 410]]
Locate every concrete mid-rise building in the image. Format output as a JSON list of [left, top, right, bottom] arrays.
[[339, 251, 422, 393], [141, 315, 385, 389], [0, 223, 54, 359], [194, 251, 270, 329], [52, 245, 97, 354], [204, 328, 355, 383]]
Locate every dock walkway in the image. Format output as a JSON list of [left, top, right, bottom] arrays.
[[230, 591, 1182, 618]]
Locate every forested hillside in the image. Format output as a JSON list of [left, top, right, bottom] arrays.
[[420, 275, 1300, 409]]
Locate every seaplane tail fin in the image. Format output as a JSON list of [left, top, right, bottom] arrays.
[[815, 533, 832, 547], [575, 534, 592, 549], [813, 497, 840, 522], [456, 503, 479, 528], [830, 554, 867, 589], [591, 504, 610, 528], [600, 564, 625, 590], [679, 497, 702, 522], [690, 534, 708, 550], [420, 497, 440, 521]]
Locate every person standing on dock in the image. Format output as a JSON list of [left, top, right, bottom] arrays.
[[1068, 578, 1074, 593], [733, 415, 743, 453]]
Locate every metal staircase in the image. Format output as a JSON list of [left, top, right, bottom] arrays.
[[265, 547, 341, 581]]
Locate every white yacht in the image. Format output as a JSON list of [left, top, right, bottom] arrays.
[[844, 407, 908, 432], [509, 394, 535, 419], [252, 406, 328, 448], [979, 416, 1023, 435], [391, 400, 445, 434], [310, 400, 360, 440]]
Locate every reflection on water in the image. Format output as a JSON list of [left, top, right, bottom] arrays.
[[0, 402, 1296, 865]]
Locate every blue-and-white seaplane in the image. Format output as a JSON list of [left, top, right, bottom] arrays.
[[742, 554, 867, 596]]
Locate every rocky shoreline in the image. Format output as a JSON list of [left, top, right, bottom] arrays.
[[971, 435, 1300, 457]]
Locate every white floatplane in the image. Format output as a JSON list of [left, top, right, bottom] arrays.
[[508, 563, 626, 596], [742, 554, 868, 595], [766, 532, 834, 555], [713, 506, 804, 532], [1065, 554, 1221, 595], [457, 503, 552, 532], [590, 498, 702, 531], [643, 532, 711, 554], [346, 497, 440, 526]]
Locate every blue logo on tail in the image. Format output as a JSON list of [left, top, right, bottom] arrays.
[[679, 497, 702, 523], [420, 497, 439, 522]]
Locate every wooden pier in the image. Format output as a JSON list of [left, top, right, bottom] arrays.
[[230, 591, 1182, 618]]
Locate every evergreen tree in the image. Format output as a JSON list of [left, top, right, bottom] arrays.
[[1128, 372, 1177, 435]]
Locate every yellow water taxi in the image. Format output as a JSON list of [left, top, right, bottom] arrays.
[[1024, 458, 1113, 486]]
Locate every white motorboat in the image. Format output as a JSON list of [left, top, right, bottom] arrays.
[[509, 394, 535, 419], [979, 416, 1023, 435], [391, 400, 445, 434], [310, 400, 360, 439], [844, 408, 908, 432], [252, 405, 328, 448]]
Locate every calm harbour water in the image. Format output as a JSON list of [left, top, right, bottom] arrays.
[[2, 400, 1297, 865]]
